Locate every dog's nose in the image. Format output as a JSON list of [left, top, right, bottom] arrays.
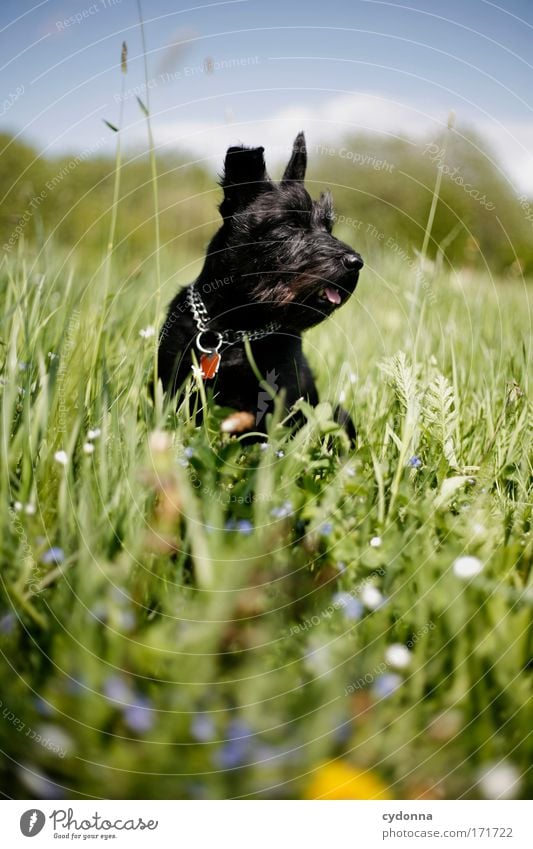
[[342, 252, 364, 271]]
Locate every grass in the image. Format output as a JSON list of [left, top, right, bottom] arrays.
[[0, 240, 531, 800]]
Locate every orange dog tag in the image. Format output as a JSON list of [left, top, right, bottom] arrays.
[[200, 352, 221, 380]]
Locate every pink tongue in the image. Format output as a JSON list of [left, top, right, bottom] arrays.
[[325, 286, 341, 305]]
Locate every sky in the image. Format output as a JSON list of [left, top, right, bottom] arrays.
[[1, 0, 533, 192]]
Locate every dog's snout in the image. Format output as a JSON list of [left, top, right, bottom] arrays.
[[342, 252, 364, 271]]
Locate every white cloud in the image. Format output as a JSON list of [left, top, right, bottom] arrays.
[[141, 91, 533, 194]]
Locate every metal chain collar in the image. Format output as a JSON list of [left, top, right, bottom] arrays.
[[186, 284, 280, 351]]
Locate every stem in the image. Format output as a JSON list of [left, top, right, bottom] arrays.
[[410, 112, 455, 330], [90, 70, 126, 391], [136, 0, 162, 387]]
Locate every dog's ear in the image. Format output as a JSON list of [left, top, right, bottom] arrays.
[[281, 131, 307, 183], [219, 145, 270, 217]]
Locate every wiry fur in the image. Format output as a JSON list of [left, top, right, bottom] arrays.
[[158, 132, 363, 439]]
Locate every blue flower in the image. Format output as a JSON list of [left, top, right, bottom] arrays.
[[271, 500, 293, 519], [34, 697, 55, 717], [191, 713, 216, 742], [0, 612, 16, 634], [372, 673, 403, 699], [103, 675, 132, 704], [215, 719, 254, 769], [333, 592, 363, 621], [236, 519, 253, 535], [408, 456, 422, 469], [124, 695, 154, 733], [319, 522, 334, 537], [41, 547, 64, 565]]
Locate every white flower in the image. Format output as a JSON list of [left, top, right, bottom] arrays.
[[385, 643, 411, 669], [191, 364, 203, 380], [370, 536, 382, 548], [361, 584, 384, 610], [338, 390, 346, 403], [13, 501, 23, 512], [24, 503, 36, 516], [148, 429, 172, 454], [83, 443, 95, 455], [349, 372, 357, 384], [36, 724, 74, 758], [139, 326, 156, 338], [453, 555, 483, 579], [87, 428, 101, 440], [54, 450, 68, 466], [478, 761, 522, 799]]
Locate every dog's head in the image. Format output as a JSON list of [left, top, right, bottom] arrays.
[[205, 132, 363, 331]]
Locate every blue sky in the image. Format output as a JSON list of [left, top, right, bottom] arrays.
[[2, 0, 533, 190]]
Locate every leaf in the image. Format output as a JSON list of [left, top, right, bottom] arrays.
[[136, 96, 149, 117], [102, 119, 119, 133]]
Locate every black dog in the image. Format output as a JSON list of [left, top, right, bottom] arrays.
[[158, 132, 363, 439]]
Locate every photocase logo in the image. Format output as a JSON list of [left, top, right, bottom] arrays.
[[20, 809, 46, 837], [256, 369, 279, 425]]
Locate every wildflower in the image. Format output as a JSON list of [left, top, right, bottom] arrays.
[[408, 455, 422, 468], [373, 673, 402, 699], [259, 442, 269, 451], [103, 675, 132, 705], [0, 612, 16, 634], [236, 519, 253, 535], [215, 719, 253, 769], [34, 697, 55, 717], [41, 547, 64, 565], [139, 326, 156, 338], [333, 592, 363, 621], [385, 643, 411, 669], [54, 450, 68, 466], [276, 449, 285, 458], [305, 761, 389, 800], [17, 764, 63, 799], [148, 429, 172, 454], [13, 501, 23, 512], [191, 713, 216, 742], [453, 555, 483, 579], [191, 364, 203, 380], [83, 442, 94, 455], [124, 695, 154, 734], [427, 709, 463, 741], [319, 521, 334, 537], [370, 536, 382, 548], [271, 500, 293, 519], [24, 503, 36, 515], [87, 428, 101, 440], [361, 584, 385, 610], [478, 761, 522, 799], [36, 724, 74, 757], [304, 640, 331, 676]]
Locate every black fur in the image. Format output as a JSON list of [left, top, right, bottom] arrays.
[[158, 132, 363, 439]]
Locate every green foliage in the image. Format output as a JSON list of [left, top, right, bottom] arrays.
[[1, 128, 533, 275], [0, 239, 531, 799]]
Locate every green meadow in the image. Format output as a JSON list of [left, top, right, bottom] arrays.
[[0, 123, 531, 799]]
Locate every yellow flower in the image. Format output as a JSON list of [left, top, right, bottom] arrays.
[[305, 761, 390, 800]]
